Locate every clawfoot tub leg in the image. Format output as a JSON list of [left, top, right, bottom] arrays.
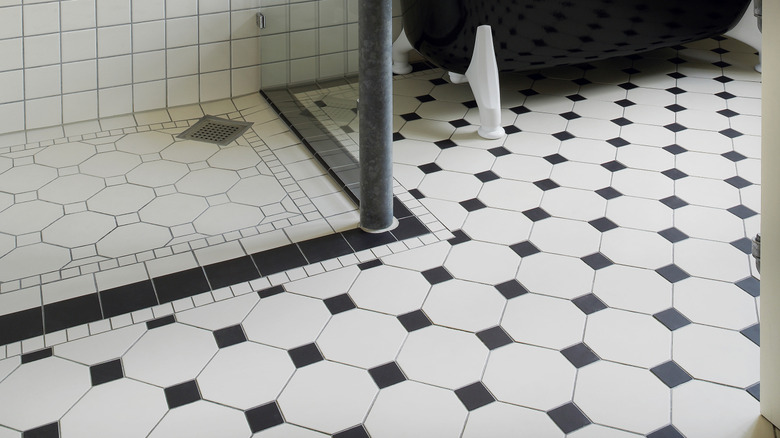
[[392, 28, 415, 75], [724, 0, 762, 72], [464, 25, 505, 139]]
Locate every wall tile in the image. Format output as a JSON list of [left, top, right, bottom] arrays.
[[319, 0, 346, 27], [231, 65, 261, 96], [200, 71, 231, 102], [260, 62, 287, 89], [231, 9, 263, 39], [132, 20, 165, 52], [166, 46, 199, 78], [61, 30, 97, 63], [25, 96, 62, 129], [319, 25, 345, 54], [24, 65, 61, 99], [166, 0, 197, 18], [0, 102, 25, 134], [23, 2, 59, 36], [97, 0, 131, 26], [97, 25, 131, 57], [61, 0, 96, 32], [290, 2, 317, 31], [0, 6, 22, 39], [62, 60, 98, 94], [200, 42, 231, 73], [167, 75, 199, 107], [319, 52, 345, 79], [23, 34, 60, 67], [290, 30, 316, 59], [133, 80, 166, 112], [0, 38, 23, 71], [199, 12, 230, 43], [290, 57, 316, 85], [63, 91, 98, 124], [132, 51, 166, 83], [234, 36, 263, 67], [231, 0, 262, 10], [98, 85, 132, 118], [199, 0, 229, 14], [98, 55, 132, 88], [166, 16, 198, 48], [132, 0, 164, 22], [0, 70, 23, 103], [261, 4, 289, 35]]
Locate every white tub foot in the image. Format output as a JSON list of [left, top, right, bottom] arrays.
[[449, 72, 468, 84], [464, 25, 504, 139], [392, 29, 415, 75], [724, 0, 762, 72]]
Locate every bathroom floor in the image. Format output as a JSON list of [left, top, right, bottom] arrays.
[[0, 36, 772, 437]]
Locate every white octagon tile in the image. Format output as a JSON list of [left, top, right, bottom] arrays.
[[39, 174, 105, 205], [0, 357, 90, 430], [622, 106, 675, 128], [116, 131, 174, 155], [126, 160, 189, 187], [176, 168, 240, 196], [365, 380, 466, 438], [674, 239, 752, 283], [417, 170, 482, 202], [575, 361, 670, 435], [566, 117, 621, 141], [227, 175, 287, 207], [147, 401, 250, 438], [88, 184, 156, 215], [483, 342, 576, 411], [428, 82, 475, 102], [423, 279, 506, 332], [398, 119, 456, 142], [601, 228, 672, 270], [593, 265, 672, 315], [0, 200, 63, 235], [672, 380, 771, 438], [139, 193, 208, 227], [444, 241, 520, 284], [243, 293, 331, 349], [675, 177, 741, 209], [462, 401, 564, 438], [277, 361, 377, 435], [380, 241, 451, 271], [393, 95, 423, 115], [61, 379, 167, 438], [419, 197, 467, 230], [207, 146, 262, 170], [549, 161, 612, 191], [674, 205, 746, 243], [620, 123, 675, 148], [503, 131, 560, 157], [435, 147, 494, 174], [673, 324, 759, 388], [675, 152, 737, 180], [415, 100, 468, 122], [478, 179, 543, 212], [568, 425, 643, 438], [0, 165, 58, 193], [392, 139, 441, 166], [530, 217, 602, 257], [123, 323, 218, 387], [79, 151, 141, 177], [397, 325, 488, 390], [541, 187, 607, 221], [676, 129, 734, 154], [674, 277, 758, 330], [0, 243, 71, 281], [393, 77, 435, 97], [606, 196, 673, 232], [558, 138, 616, 165], [43, 211, 115, 247], [0, 234, 13, 258], [198, 342, 294, 410], [176, 293, 259, 330], [502, 293, 585, 350], [517, 253, 594, 300], [611, 168, 675, 199], [96, 222, 172, 258], [160, 139, 219, 163], [584, 308, 671, 368], [53, 324, 147, 365], [317, 309, 407, 369], [34, 141, 96, 167], [491, 154, 553, 182], [252, 423, 328, 438], [348, 265, 430, 315], [193, 203, 263, 235], [572, 99, 624, 121], [461, 208, 532, 245], [514, 112, 567, 134]]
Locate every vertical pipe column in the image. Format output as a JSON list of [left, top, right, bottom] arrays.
[[358, 0, 396, 232]]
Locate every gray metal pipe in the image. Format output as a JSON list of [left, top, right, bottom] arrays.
[[358, 0, 396, 232]]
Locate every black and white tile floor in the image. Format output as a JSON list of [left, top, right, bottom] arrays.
[[0, 36, 773, 437]]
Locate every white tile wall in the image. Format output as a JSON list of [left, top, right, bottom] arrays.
[[0, 0, 402, 134]]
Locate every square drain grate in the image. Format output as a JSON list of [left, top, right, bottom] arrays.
[[177, 115, 254, 146]]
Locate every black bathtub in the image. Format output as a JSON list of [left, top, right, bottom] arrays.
[[392, 0, 757, 138]]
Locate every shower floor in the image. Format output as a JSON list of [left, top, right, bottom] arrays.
[[0, 36, 773, 437]]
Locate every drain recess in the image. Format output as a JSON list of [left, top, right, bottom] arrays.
[[177, 115, 253, 146]]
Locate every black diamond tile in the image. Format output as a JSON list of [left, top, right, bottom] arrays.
[[560, 111, 581, 120], [476, 326, 514, 350], [434, 139, 457, 149], [716, 91, 737, 100], [596, 186, 622, 200], [561, 343, 600, 368], [462, 100, 478, 108], [0, 307, 43, 346], [619, 82, 638, 90], [728, 205, 758, 219], [22, 422, 59, 438], [298, 233, 354, 264], [455, 382, 495, 411], [714, 74, 733, 82], [324, 293, 357, 315], [741, 323, 760, 346], [495, 280, 529, 299], [369, 362, 407, 388], [288, 343, 324, 368], [397, 309, 432, 332], [510, 241, 541, 257], [736, 277, 760, 297], [475, 170, 500, 183], [573, 76, 592, 84], [614, 99, 635, 107], [392, 132, 405, 142], [722, 150, 747, 162], [719, 128, 743, 138], [547, 402, 591, 434], [588, 217, 618, 232], [400, 112, 421, 121], [245, 402, 284, 433], [258, 285, 285, 298], [544, 153, 567, 164], [665, 104, 686, 112], [663, 144, 687, 155], [647, 424, 686, 438], [489, 146, 511, 157], [44, 293, 103, 334], [611, 117, 633, 126], [653, 308, 691, 331], [358, 259, 383, 270], [607, 137, 630, 147], [731, 237, 754, 254], [510, 105, 531, 114], [668, 57, 687, 65], [504, 125, 521, 134], [668, 72, 686, 79], [214, 324, 247, 348], [146, 314, 176, 330], [655, 265, 691, 284], [666, 87, 686, 95], [165, 380, 201, 409], [658, 227, 689, 243], [418, 162, 442, 174], [601, 160, 626, 172], [430, 77, 447, 85], [572, 293, 608, 314], [650, 361, 692, 388], [252, 243, 308, 276], [448, 229, 471, 246], [333, 425, 370, 438], [416, 94, 435, 103], [713, 61, 731, 68], [408, 188, 425, 199], [662, 168, 688, 180], [725, 175, 752, 188], [664, 122, 687, 132], [100, 280, 158, 318], [21, 348, 53, 364], [534, 179, 560, 191], [622, 67, 641, 75], [422, 266, 453, 285], [712, 47, 730, 54], [523, 207, 551, 222], [90, 359, 124, 386], [520, 88, 539, 96], [580, 253, 613, 271], [450, 119, 470, 128], [553, 131, 575, 141], [660, 196, 688, 209], [747, 383, 760, 401], [567, 94, 586, 102], [718, 108, 739, 118]]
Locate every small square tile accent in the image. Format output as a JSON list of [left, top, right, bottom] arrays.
[[736, 277, 760, 297], [447, 230, 471, 246], [164, 380, 201, 409], [475, 171, 500, 183], [476, 326, 513, 350], [488, 147, 511, 157], [333, 425, 370, 438], [580, 253, 613, 271], [459, 198, 487, 212], [421, 267, 453, 285], [646, 424, 686, 438], [455, 382, 495, 411], [544, 154, 567, 165], [547, 402, 591, 434], [494, 280, 529, 299], [245, 401, 285, 433], [146, 314, 176, 330], [534, 179, 560, 191], [22, 422, 59, 438], [434, 139, 457, 149], [728, 205, 758, 219], [650, 361, 692, 388], [653, 308, 691, 331], [588, 217, 618, 232], [90, 359, 124, 386], [324, 294, 357, 315], [213, 324, 247, 348], [607, 137, 630, 147], [288, 343, 324, 368], [418, 163, 442, 174], [510, 241, 541, 257], [358, 259, 384, 270], [258, 285, 286, 299], [661, 168, 688, 180], [659, 196, 688, 210], [725, 176, 752, 189], [596, 187, 622, 200], [741, 323, 760, 346], [571, 293, 608, 314], [560, 343, 600, 368], [553, 131, 575, 141], [522, 208, 551, 222], [397, 310, 432, 332], [601, 160, 627, 172], [747, 383, 760, 402], [368, 362, 407, 389], [658, 227, 689, 243], [663, 144, 687, 155]]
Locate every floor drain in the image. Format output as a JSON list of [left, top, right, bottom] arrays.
[[177, 115, 253, 146]]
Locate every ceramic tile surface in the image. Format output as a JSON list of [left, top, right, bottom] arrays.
[[0, 35, 774, 438]]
